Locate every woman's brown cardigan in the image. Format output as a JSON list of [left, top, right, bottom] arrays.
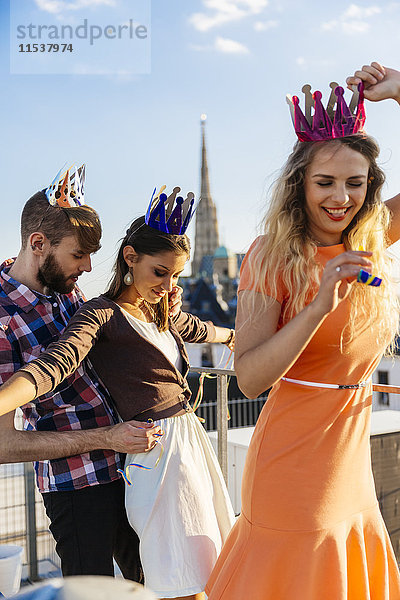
[[21, 295, 215, 422]]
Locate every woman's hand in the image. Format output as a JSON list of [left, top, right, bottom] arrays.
[[168, 286, 183, 318], [346, 62, 400, 105], [311, 250, 373, 317]]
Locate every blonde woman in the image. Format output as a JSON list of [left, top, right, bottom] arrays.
[[206, 63, 400, 599]]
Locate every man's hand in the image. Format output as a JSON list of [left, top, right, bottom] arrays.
[[168, 286, 183, 318], [105, 420, 163, 454]]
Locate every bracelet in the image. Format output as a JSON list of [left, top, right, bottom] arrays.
[[223, 329, 235, 346]]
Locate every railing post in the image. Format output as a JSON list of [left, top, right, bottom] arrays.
[[217, 373, 228, 483], [24, 462, 39, 581]]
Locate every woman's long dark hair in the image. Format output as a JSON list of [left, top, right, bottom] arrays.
[[104, 216, 190, 331]]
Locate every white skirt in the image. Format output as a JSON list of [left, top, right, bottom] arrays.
[[124, 411, 235, 598]]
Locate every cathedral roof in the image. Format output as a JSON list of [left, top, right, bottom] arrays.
[[214, 245, 232, 258]]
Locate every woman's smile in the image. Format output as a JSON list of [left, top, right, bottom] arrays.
[[321, 206, 352, 221]]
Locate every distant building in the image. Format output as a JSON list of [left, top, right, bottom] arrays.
[[373, 349, 400, 411], [183, 116, 244, 346], [192, 115, 220, 278]]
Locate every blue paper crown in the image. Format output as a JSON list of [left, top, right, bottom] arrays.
[[145, 185, 196, 235]]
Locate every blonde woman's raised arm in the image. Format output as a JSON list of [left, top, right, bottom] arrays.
[[346, 61, 400, 244]]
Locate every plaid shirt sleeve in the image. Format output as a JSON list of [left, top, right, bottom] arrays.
[[0, 320, 21, 385]]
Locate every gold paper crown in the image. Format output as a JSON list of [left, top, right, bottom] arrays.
[[45, 164, 86, 207]]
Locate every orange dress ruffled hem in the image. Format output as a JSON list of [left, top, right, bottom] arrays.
[[206, 506, 400, 599], [206, 243, 400, 599]]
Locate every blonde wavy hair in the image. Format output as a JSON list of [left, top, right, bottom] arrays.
[[246, 134, 399, 353]]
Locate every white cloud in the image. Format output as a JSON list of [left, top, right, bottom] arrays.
[[35, 0, 116, 13], [342, 3, 381, 18], [189, 0, 269, 32], [342, 21, 370, 33], [321, 3, 381, 35], [254, 19, 278, 31], [190, 37, 250, 54], [35, 0, 67, 12], [294, 56, 336, 70], [215, 36, 250, 54]]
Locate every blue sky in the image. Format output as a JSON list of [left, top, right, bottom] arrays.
[[1, 0, 400, 297]]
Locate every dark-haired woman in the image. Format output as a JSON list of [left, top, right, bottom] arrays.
[[0, 214, 235, 600], [206, 63, 400, 599]]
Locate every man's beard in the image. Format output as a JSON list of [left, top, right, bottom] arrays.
[[37, 253, 76, 294]]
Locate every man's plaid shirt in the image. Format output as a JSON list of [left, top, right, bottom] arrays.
[[0, 259, 123, 493]]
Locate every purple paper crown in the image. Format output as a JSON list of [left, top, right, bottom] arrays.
[[286, 82, 366, 142], [145, 185, 197, 235]]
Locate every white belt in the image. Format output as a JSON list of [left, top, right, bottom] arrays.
[[281, 376, 371, 390]]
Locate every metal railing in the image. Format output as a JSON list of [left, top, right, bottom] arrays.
[[0, 463, 61, 582], [190, 370, 400, 482], [1, 370, 400, 581], [190, 366, 235, 483]]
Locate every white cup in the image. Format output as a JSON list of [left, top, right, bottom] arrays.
[[0, 545, 23, 597]]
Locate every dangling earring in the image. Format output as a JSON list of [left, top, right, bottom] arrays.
[[124, 268, 133, 286]]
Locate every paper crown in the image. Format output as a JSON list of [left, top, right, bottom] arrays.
[[45, 164, 86, 207], [286, 82, 366, 142], [145, 185, 196, 235]]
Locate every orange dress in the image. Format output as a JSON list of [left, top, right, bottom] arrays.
[[206, 243, 400, 600]]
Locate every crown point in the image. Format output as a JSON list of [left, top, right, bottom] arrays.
[[292, 95, 300, 105], [334, 86, 345, 96], [313, 90, 322, 101], [302, 84, 312, 93], [145, 187, 197, 235]]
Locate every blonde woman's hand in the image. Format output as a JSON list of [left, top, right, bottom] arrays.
[[346, 62, 400, 104], [311, 250, 373, 317]]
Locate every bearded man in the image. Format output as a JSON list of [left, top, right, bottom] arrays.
[[0, 180, 164, 580]]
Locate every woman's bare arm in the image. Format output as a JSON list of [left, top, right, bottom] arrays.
[[346, 62, 400, 244], [235, 251, 373, 398]]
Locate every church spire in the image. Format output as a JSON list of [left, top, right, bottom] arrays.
[[200, 116, 211, 201], [192, 115, 220, 277]]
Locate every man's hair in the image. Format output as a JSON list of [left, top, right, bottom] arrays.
[[21, 190, 102, 254]]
